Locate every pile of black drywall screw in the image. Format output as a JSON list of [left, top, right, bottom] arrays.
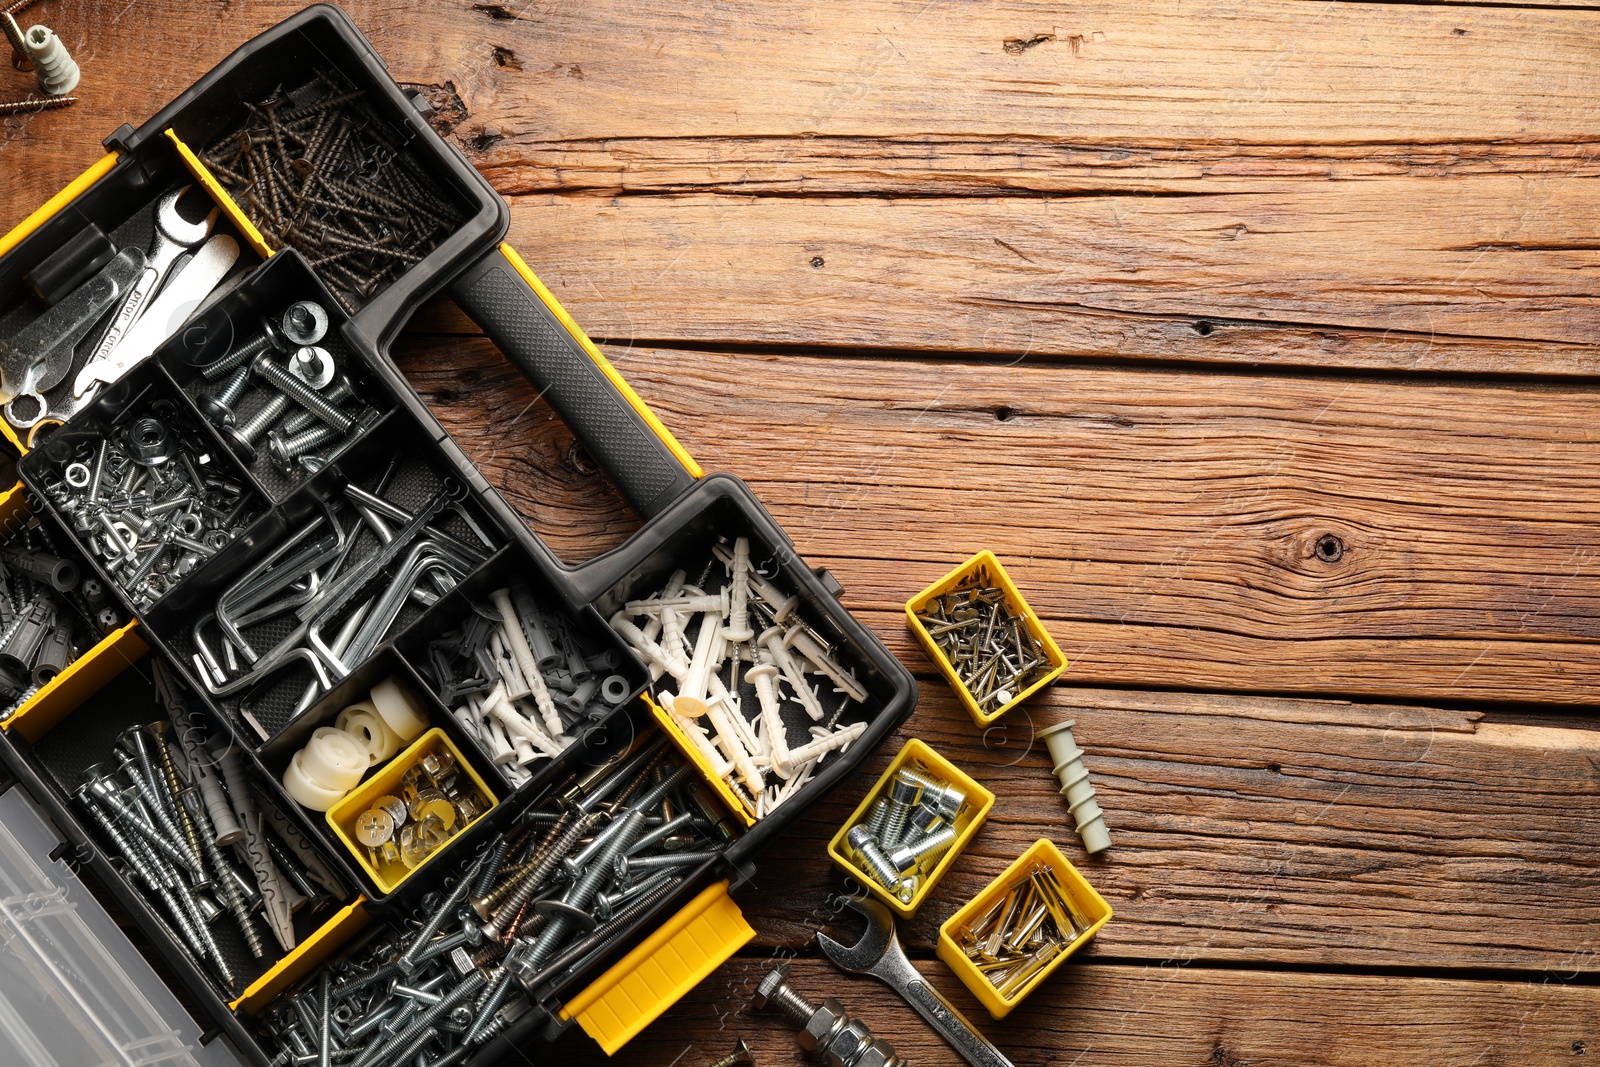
[[200, 70, 464, 314]]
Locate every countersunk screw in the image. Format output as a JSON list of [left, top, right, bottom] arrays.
[[707, 1037, 755, 1067], [250, 351, 360, 434], [200, 315, 288, 380], [220, 391, 292, 464], [197, 365, 250, 428], [0, 95, 76, 114]]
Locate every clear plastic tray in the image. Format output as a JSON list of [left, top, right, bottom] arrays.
[[0, 788, 243, 1067]]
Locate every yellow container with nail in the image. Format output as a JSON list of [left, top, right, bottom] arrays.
[[936, 838, 1112, 1018], [326, 728, 497, 894], [826, 738, 994, 918], [906, 551, 1067, 727]]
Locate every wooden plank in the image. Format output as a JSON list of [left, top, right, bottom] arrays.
[[722, 685, 1600, 971], [551, 958, 1600, 1067], [394, 336, 1600, 706]]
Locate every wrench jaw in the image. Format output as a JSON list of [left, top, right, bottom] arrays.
[[816, 895, 897, 974]]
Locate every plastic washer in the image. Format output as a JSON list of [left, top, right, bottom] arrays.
[[369, 677, 428, 742], [283, 750, 350, 811]]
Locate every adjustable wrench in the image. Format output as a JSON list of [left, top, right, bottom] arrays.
[[83, 185, 216, 375], [818, 896, 1016, 1067], [0, 248, 146, 428]]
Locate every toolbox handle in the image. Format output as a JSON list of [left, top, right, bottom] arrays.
[[450, 244, 702, 520]]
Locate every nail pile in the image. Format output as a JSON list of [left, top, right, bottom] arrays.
[[846, 761, 968, 904], [42, 404, 263, 608], [917, 571, 1050, 713], [200, 72, 465, 313], [73, 664, 348, 991], [427, 585, 632, 789], [609, 535, 871, 820], [953, 863, 1090, 1000]]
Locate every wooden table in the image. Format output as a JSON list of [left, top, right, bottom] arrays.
[[5, 2, 1599, 1063]]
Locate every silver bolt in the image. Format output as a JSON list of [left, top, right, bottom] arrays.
[[250, 352, 359, 434], [266, 422, 340, 474], [220, 391, 293, 463], [197, 365, 250, 428], [282, 374, 354, 435], [879, 773, 922, 850], [888, 824, 958, 873], [282, 301, 330, 347]]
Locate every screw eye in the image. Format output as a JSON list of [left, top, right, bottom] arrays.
[[1314, 534, 1344, 562]]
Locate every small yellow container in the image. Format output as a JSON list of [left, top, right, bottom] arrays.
[[936, 838, 1112, 1018], [326, 728, 497, 894], [905, 551, 1067, 727], [826, 738, 994, 917]]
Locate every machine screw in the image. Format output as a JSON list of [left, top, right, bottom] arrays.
[[201, 315, 288, 380], [397, 861, 482, 976], [266, 422, 339, 474], [847, 826, 904, 894], [280, 374, 354, 435], [251, 352, 360, 434], [878, 773, 921, 850], [220, 391, 292, 463], [197, 365, 250, 428], [887, 824, 957, 873]]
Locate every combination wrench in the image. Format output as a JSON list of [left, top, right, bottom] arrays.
[[818, 895, 1017, 1067]]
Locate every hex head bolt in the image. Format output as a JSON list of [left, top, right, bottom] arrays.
[[220, 390, 292, 464], [200, 316, 288, 381], [281, 301, 330, 347], [251, 351, 360, 434], [1038, 720, 1110, 853], [197, 365, 250, 428], [753, 965, 904, 1067]]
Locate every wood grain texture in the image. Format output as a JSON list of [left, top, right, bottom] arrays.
[[548, 959, 1600, 1067], [397, 335, 1600, 706]]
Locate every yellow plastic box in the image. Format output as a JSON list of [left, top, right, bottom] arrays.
[[936, 838, 1112, 1018], [906, 551, 1067, 727], [826, 738, 994, 917], [326, 728, 498, 894]]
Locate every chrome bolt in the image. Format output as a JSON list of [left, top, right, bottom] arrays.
[[197, 365, 250, 428], [200, 315, 288, 380], [220, 390, 292, 464], [250, 351, 359, 434]]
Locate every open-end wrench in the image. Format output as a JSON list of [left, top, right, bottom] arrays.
[[71, 233, 239, 405], [818, 896, 1016, 1067], [83, 185, 216, 375], [0, 248, 145, 427]]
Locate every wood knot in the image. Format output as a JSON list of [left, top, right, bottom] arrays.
[[1313, 534, 1344, 563]]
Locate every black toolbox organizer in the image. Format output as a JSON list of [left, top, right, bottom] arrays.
[[0, 5, 918, 1064]]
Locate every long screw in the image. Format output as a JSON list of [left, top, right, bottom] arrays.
[[149, 724, 210, 888], [251, 353, 360, 433], [0, 96, 76, 114], [396, 857, 483, 975], [201, 319, 287, 380]]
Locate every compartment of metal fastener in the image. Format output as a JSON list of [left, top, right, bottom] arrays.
[[1, 657, 359, 1008], [825, 737, 995, 918], [157, 415, 505, 743], [0, 145, 267, 441], [905, 550, 1068, 728], [387, 539, 650, 798], [936, 837, 1112, 1019], [160, 250, 395, 503], [20, 359, 271, 614]]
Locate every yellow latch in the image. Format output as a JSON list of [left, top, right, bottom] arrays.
[[561, 878, 754, 1055]]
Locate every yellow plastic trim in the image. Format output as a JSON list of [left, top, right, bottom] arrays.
[[232, 898, 370, 1014], [326, 728, 498, 894], [827, 738, 995, 917], [497, 243, 704, 479], [905, 550, 1068, 727], [645, 693, 756, 828], [0, 152, 120, 263], [936, 838, 1112, 1018], [165, 129, 274, 260], [5, 621, 149, 744], [561, 878, 753, 1054]]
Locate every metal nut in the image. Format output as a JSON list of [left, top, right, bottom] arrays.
[[800, 998, 847, 1052]]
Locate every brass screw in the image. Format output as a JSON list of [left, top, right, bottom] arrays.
[[0, 95, 76, 115], [707, 1038, 755, 1067]]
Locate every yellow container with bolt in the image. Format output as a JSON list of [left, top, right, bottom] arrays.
[[826, 738, 995, 917], [937, 838, 1112, 1018], [906, 551, 1067, 727], [327, 728, 497, 894]]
